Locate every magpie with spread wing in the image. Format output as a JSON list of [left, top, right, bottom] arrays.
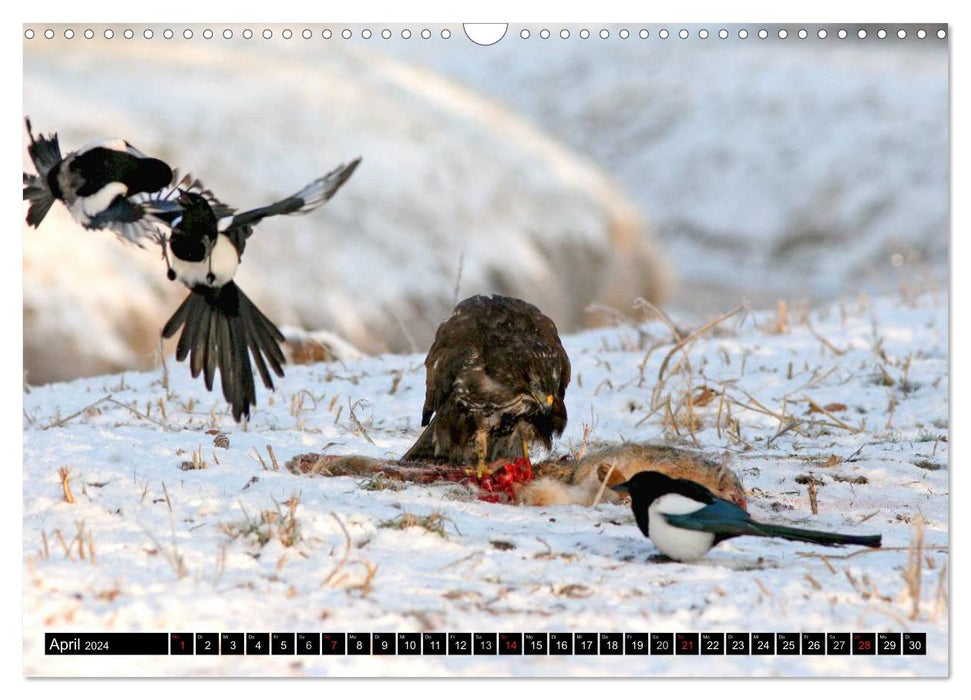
[[613, 471, 882, 562], [159, 159, 361, 422], [402, 294, 571, 477], [22, 117, 177, 243]]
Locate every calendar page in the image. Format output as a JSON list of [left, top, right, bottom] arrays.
[[22, 21, 948, 678]]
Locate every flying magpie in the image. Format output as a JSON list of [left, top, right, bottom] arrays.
[[22, 117, 178, 243], [613, 471, 881, 562], [158, 159, 361, 422]]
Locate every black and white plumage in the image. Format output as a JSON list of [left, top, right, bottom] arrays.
[[402, 295, 571, 476], [22, 118, 177, 244], [613, 471, 882, 562], [159, 159, 361, 422]]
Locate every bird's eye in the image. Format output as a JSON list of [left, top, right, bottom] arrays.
[[546, 395, 554, 405]]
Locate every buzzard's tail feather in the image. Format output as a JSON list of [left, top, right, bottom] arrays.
[[161, 281, 285, 422], [401, 415, 441, 463]]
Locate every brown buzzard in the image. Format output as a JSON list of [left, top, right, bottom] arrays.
[[402, 295, 571, 476]]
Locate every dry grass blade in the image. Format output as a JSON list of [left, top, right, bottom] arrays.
[[789, 366, 838, 395], [805, 317, 848, 356], [657, 304, 746, 383], [803, 396, 861, 434], [42, 395, 114, 430], [322, 512, 352, 587], [267, 445, 281, 471], [106, 397, 181, 432], [162, 482, 172, 513], [795, 545, 947, 561], [452, 251, 464, 307], [58, 467, 75, 504], [633, 297, 683, 341], [589, 464, 617, 507], [727, 388, 808, 438], [905, 518, 924, 620], [347, 398, 376, 445]]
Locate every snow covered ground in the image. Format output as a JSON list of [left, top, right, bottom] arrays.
[[22, 290, 948, 677]]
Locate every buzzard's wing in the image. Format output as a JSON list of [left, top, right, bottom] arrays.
[[421, 300, 484, 425]]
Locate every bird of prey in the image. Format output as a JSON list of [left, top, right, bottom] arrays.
[[613, 471, 882, 561], [402, 294, 571, 477], [22, 117, 178, 243], [159, 159, 361, 422]]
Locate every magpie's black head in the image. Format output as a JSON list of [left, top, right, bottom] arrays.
[[611, 471, 678, 506], [174, 190, 218, 237]]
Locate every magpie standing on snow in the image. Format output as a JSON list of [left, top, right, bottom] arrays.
[[159, 159, 361, 422], [22, 117, 177, 243], [613, 471, 882, 562]]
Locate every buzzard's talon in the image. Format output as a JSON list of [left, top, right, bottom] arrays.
[[476, 459, 491, 480], [474, 426, 490, 479]]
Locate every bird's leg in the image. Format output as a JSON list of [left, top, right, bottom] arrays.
[[158, 233, 176, 281], [475, 426, 490, 480], [519, 427, 531, 463]]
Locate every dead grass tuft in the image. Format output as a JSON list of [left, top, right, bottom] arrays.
[[379, 511, 457, 539], [179, 447, 208, 471], [221, 494, 302, 548]]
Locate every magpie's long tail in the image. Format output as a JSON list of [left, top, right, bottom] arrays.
[[23, 117, 63, 228], [664, 506, 882, 548], [744, 521, 881, 548], [161, 281, 286, 422]]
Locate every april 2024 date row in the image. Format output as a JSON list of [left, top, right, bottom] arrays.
[[45, 632, 925, 656]]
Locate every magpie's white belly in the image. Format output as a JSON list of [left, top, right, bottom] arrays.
[[69, 181, 128, 225], [170, 233, 239, 288], [648, 494, 716, 561]]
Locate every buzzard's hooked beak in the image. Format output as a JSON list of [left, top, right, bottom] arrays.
[[534, 393, 555, 412]]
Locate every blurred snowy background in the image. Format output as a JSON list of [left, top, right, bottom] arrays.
[[22, 25, 948, 385]]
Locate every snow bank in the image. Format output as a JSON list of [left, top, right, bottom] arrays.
[[377, 31, 948, 309]]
